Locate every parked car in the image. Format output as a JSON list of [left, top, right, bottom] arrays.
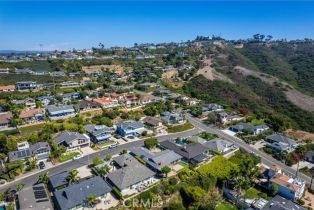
[[73, 154, 82, 160], [39, 161, 45, 169], [109, 144, 118, 149]]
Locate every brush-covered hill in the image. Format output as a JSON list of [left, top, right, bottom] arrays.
[[180, 41, 314, 132]]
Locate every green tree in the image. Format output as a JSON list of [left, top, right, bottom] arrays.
[[180, 186, 206, 206], [270, 184, 278, 196], [144, 137, 158, 150], [198, 192, 221, 210], [161, 166, 171, 177], [37, 172, 49, 185], [92, 156, 104, 166], [67, 169, 80, 185], [16, 183, 24, 191], [86, 194, 98, 207]]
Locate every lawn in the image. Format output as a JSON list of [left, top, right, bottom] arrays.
[[216, 201, 237, 210], [167, 122, 194, 133], [59, 151, 80, 162], [244, 187, 261, 199], [96, 141, 116, 149], [179, 162, 189, 169], [198, 131, 218, 141]]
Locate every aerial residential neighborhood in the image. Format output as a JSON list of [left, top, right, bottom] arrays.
[[1, 1, 314, 210]]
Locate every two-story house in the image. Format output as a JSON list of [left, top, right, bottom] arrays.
[[116, 120, 145, 137], [84, 124, 115, 143]]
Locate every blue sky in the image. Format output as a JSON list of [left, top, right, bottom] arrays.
[[0, 1, 314, 50]]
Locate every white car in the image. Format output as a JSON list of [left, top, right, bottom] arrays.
[[109, 144, 118, 149], [72, 154, 82, 160]]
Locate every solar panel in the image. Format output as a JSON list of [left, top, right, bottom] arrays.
[[37, 199, 49, 203], [33, 186, 45, 191], [34, 192, 47, 199]]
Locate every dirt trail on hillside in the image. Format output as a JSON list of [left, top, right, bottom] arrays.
[[234, 66, 314, 112], [196, 58, 233, 83]]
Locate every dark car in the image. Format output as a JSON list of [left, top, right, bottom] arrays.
[[39, 161, 46, 169]]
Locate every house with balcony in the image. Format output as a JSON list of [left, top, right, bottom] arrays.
[[161, 111, 186, 125], [84, 124, 115, 143], [74, 100, 101, 112], [47, 105, 76, 119], [93, 97, 119, 108], [116, 120, 145, 137], [0, 85, 15, 92], [203, 138, 239, 156], [16, 81, 37, 91], [19, 108, 45, 124], [8, 141, 51, 162], [59, 81, 80, 88], [0, 111, 13, 130]]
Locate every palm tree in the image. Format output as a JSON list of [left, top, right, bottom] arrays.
[[67, 169, 80, 185], [98, 165, 110, 177], [86, 194, 98, 207], [38, 172, 49, 185]]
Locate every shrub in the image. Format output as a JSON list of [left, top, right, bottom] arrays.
[[112, 187, 122, 200]]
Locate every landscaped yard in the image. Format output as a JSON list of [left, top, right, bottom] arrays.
[[244, 187, 261, 199], [95, 141, 116, 149], [59, 151, 80, 162], [167, 122, 194, 133], [198, 131, 218, 141], [216, 201, 237, 210]]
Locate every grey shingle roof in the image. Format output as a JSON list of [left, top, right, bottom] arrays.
[[262, 195, 306, 210], [107, 154, 155, 190], [266, 134, 296, 146], [159, 140, 208, 160], [54, 131, 89, 145], [84, 124, 114, 137], [116, 120, 144, 130], [203, 138, 233, 153], [48, 171, 69, 190], [54, 176, 112, 210], [130, 147, 182, 171]]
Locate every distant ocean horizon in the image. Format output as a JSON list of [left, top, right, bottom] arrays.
[[0, 50, 51, 55]]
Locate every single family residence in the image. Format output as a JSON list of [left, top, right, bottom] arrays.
[[54, 131, 90, 150]]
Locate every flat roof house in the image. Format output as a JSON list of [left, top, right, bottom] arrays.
[[0, 68, 9, 74], [53, 176, 112, 210], [54, 131, 90, 150], [130, 147, 182, 172], [16, 81, 37, 91], [0, 111, 13, 130], [18, 183, 53, 210], [59, 81, 80, 88], [116, 120, 145, 137], [106, 154, 155, 193], [84, 124, 115, 143], [159, 140, 210, 164], [47, 105, 76, 119]]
